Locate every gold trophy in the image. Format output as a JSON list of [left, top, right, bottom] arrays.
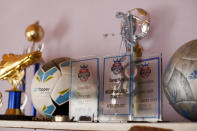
[[0, 21, 44, 116]]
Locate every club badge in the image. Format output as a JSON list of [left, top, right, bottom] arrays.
[[139, 63, 151, 79], [111, 58, 123, 75], [78, 64, 90, 82]]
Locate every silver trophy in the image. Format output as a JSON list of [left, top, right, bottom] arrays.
[[101, 8, 151, 122], [116, 8, 150, 56], [109, 8, 151, 106]]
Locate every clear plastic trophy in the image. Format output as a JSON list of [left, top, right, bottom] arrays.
[[132, 55, 162, 121], [100, 54, 132, 122], [69, 57, 99, 122]]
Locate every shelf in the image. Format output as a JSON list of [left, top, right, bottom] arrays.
[[0, 121, 197, 131]]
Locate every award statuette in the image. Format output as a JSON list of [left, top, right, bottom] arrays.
[[101, 55, 132, 122], [116, 8, 150, 57], [100, 8, 151, 122], [1, 51, 42, 115], [0, 21, 44, 116], [117, 9, 162, 121]]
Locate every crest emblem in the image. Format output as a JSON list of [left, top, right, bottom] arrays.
[[111, 58, 123, 75], [140, 63, 151, 79], [78, 64, 90, 82]]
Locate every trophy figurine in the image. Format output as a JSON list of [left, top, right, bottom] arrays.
[[101, 9, 151, 122], [116, 8, 150, 56], [0, 21, 44, 115], [108, 8, 150, 109]]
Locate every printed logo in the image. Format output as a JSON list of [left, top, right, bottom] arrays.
[[140, 63, 151, 79], [78, 64, 90, 82], [111, 58, 123, 75], [188, 70, 197, 79]]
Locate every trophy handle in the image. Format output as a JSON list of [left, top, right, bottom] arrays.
[[20, 92, 28, 112]]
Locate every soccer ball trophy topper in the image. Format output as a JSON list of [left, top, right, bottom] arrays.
[[101, 8, 151, 122], [111, 8, 151, 108]]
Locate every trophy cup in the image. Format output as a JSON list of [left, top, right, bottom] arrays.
[[0, 21, 44, 116], [100, 8, 151, 122], [116, 9, 162, 121], [114, 8, 150, 102], [116, 8, 150, 96]]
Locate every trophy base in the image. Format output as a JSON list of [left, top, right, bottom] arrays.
[[5, 108, 23, 116], [0, 114, 33, 121], [5, 89, 24, 116]]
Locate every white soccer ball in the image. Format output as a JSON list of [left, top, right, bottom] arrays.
[[31, 57, 71, 118], [163, 39, 197, 121]]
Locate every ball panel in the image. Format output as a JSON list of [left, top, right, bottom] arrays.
[[163, 39, 197, 121], [175, 101, 197, 121], [59, 61, 71, 75], [167, 68, 193, 104], [163, 55, 176, 85], [50, 75, 70, 106], [31, 67, 61, 116], [50, 61, 71, 106]]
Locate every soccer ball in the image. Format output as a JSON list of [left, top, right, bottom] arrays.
[[31, 57, 71, 118], [163, 39, 197, 121]]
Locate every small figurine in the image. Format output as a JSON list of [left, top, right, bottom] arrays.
[[0, 51, 42, 90]]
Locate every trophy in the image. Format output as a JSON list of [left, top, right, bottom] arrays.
[[70, 57, 99, 122], [116, 9, 162, 121], [115, 8, 150, 102], [100, 8, 151, 122], [101, 55, 132, 122], [133, 55, 162, 121], [0, 21, 44, 116]]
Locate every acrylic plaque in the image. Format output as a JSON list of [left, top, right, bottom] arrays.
[[69, 57, 99, 122], [100, 55, 133, 122], [132, 55, 162, 121]]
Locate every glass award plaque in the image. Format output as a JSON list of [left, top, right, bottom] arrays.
[[132, 55, 162, 121], [100, 55, 133, 122], [69, 57, 99, 122]]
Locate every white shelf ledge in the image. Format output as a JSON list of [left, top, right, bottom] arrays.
[[0, 121, 196, 131]]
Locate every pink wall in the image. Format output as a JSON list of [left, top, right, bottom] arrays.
[[0, 0, 197, 130]]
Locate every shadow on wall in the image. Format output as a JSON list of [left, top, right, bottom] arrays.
[[143, 6, 175, 56], [44, 17, 71, 61]]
